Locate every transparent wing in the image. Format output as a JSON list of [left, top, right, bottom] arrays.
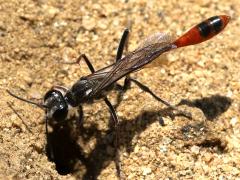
[[87, 32, 175, 96], [84, 64, 115, 81], [137, 32, 174, 49], [138, 32, 175, 68]]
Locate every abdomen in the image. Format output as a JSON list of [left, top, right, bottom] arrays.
[[173, 15, 230, 48]]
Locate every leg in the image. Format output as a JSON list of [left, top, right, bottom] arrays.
[[104, 97, 121, 178], [63, 54, 95, 73], [101, 29, 130, 177], [128, 78, 175, 108], [114, 28, 132, 109], [75, 54, 95, 73], [118, 77, 192, 119], [66, 28, 130, 72], [73, 29, 130, 72], [77, 105, 84, 127], [116, 28, 130, 61], [114, 77, 131, 109]]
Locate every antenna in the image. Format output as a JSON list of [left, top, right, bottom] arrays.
[[6, 90, 48, 109]]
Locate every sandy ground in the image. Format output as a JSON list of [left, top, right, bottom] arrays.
[[0, 0, 239, 179]]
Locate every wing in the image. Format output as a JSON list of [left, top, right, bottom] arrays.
[[84, 63, 115, 82], [137, 32, 174, 49], [87, 32, 176, 97], [137, 32, 175, 68]]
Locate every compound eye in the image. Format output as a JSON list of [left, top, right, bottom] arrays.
[[52, 104, 68, 121]]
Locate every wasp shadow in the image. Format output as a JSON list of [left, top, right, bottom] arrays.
[[177, 94, 232, 120], [46, 106, 182, 179]]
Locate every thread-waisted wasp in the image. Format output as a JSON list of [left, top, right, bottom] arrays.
[[7, 15, 230, 178]]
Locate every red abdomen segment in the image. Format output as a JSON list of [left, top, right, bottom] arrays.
[[173, 15, 230, 48]]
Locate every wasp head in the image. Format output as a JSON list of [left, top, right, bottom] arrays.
[[44, 89, 68, 121]]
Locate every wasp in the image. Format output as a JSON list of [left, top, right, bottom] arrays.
[[7, 15, 230, 177]]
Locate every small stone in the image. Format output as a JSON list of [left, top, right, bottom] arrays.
[[227, 90, 233, 97], [162, 137, 172, 145], [61, 47, 78, 63], [53, 20, 67, 28], [23, 75, 33, 85], [159, 145, 167, 153], [203, 153, 213, 163], [42, 5, 60, 18], [191, 145, 200, 155], [197, 60, 205, 67], [142, 167, 152, 175], [97, 20, 108, 30], [134, 145, 140, 153], [29, 89, 42, 99], [230, 117, 238, 126], [82, 16, 96, 30]]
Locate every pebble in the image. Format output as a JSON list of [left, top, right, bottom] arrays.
[[191, 145, 200, 155], [82, 16, 96, 30], [159, 145, 167, 153], [42, 5, 60, 18], [142, 167, 152, 176], [97, 20, 108, 30], [230, 117, 238, 126], [28, 89, 41, 99]]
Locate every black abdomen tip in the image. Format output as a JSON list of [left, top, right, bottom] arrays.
[[197, 16, 223, 38], [208, 16, 223, 33]]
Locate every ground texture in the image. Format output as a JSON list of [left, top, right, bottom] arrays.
[[0, 0, 239, 179]]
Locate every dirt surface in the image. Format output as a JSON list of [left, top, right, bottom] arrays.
[[0, 0, 239, 179]]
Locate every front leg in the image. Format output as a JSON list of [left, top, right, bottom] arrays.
[[116, 28, 130, 62], [63, 53, 95, 73], [74, 54, 96, 73]]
